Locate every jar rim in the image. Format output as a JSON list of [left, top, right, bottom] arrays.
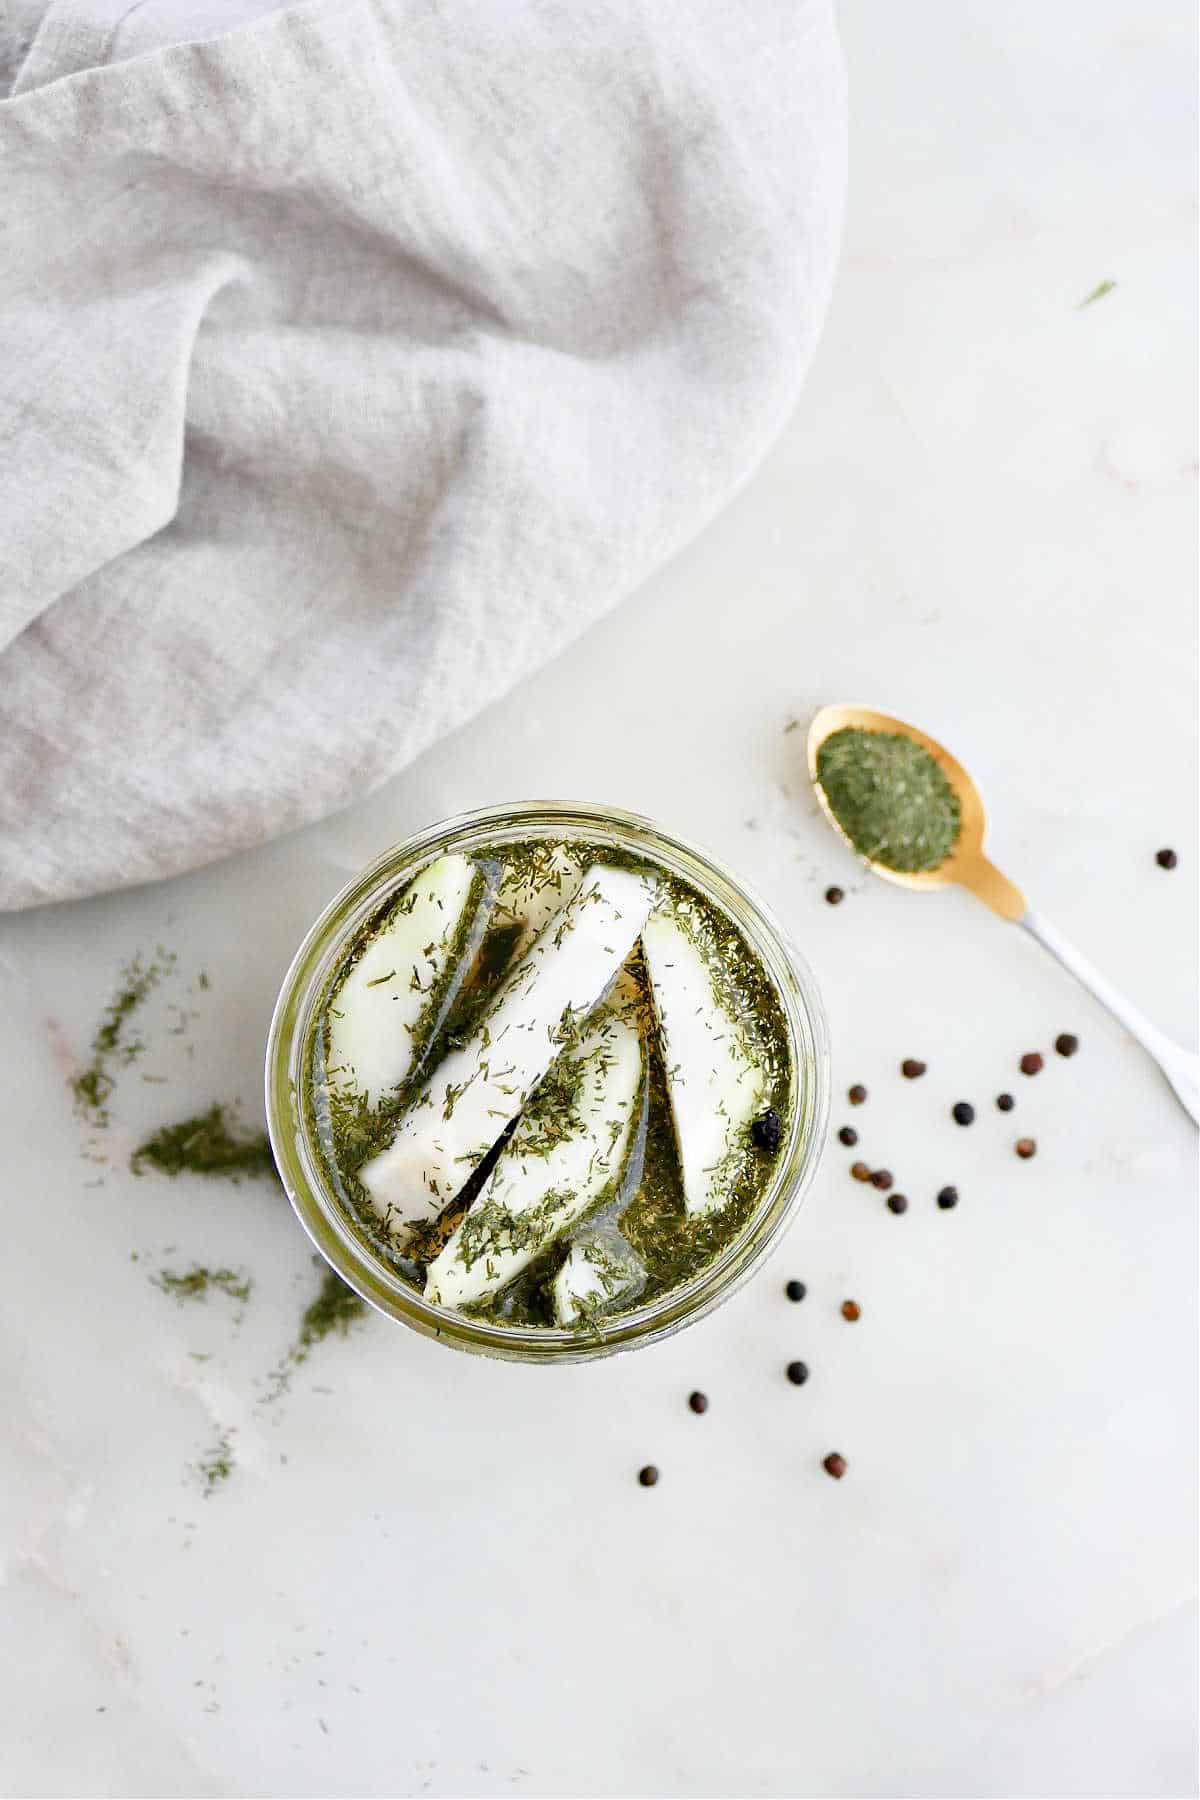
[[264, 801, 830, 1363]]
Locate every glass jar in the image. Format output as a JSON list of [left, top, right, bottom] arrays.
[[265, 802, 830, 1363]]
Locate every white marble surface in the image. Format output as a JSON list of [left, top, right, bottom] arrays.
[[2, 3, 1197, 1796]]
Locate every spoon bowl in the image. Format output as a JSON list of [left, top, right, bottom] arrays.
[[807, 703, 1025, 919]]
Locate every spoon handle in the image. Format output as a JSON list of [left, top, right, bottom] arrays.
[[1021, 908, 1199, 1126]]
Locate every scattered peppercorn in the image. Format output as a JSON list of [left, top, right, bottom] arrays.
[[823, 1453, 847, 1480], [785, 1280, 807, 1302], [937, 1185, 959, 1209], [901, 1059, 926, 1079], [841, 1300, 861, 1321], [688, 1391, 708, 1414], [638, 1465, 659, 1487], [996, 1093, 1015, 1112], [1156, 848, 1178, 869], [952, 1101, 975, 1126], [1020, 1052, 1044, 1076], [870, 1168, 893, 1191], [786, 1361, 809, 1386], [825, 886, 845, 905], [838, 1125, 858, 1147], [751, 1108, 782, 1152], [851, 1161, 872, 1182], [887, 1193, 908, 1214], [1016, 1138, 1037, 1159], [1055, 1033, 1079, 1058], [848, 1084, 867, 1105]]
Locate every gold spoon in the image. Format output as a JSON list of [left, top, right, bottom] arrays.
[[808, 703, 1198, 1125]]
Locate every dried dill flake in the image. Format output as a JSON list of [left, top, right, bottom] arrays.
[[131, 1105, 276, 1180], [261, 1263, 368, 1405], [1078, 279, 1116, 309], [196, 1431, 235, 1496], [298, 1266, 367, 1352], [154, 1266, 252, 1304], [72, 950, 176, 1124], [816, 729, 961, 873]]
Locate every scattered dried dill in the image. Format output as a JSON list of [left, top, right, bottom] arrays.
[[72, 950, 176, 1125], [154, 1266, 252, 1304], [298, 1266, 367, 1351], [131, 1105, 276, 1181], [196, 1431, 235, 1496], [261, 1262, 369, 1404], [1078, 279, 1116, 309]]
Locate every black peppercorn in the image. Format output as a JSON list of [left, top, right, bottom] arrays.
[[1020, 1052, 1044, 1076], [638, 1465, 659, 1487], [786, 1361, 809, 1386], [870, 1168, 893, 1191], [996, 1092, 1015, 1112], [823, 1452, 847, 1479], [848, 1084, 867, 1105], [688, 1391, 709, 1414], [1156, 848, 1178, 869], [887, 1193, 908, 1214], [785, 1280, 807, 1302], [1055, 1033, 1079, 1058], [751, 1108, 782, 1152], [850, 1161, 872, 1182], [838, 1125, 858, 1147], [1016, 1137, 1037, 1159], [901, 1059, 926, 1079], [825, 886, 845, 905], [937, 1185, 959, 1209], [952, 1101, 974, 1126]]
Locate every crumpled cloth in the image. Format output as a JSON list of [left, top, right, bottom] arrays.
[[0, 0, 845, 911]]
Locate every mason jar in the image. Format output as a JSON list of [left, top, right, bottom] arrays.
[[265, 801, 829, 1363]]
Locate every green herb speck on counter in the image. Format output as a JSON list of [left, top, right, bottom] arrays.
[[131, 1105, 276, 1181], [72, 949, 177, 1126], [196, 1431, 235, 1497], [297, 1266, 367, 1352], [262, 1262, 369, 1405], [154, 1266, 252, 1304]]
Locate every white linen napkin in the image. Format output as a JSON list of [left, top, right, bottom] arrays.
[[0, 0, 845, 910]]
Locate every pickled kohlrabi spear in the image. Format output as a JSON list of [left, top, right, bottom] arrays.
[[552, 1229, 646, 1325], [425, 1010, 643, 1310], [326, 854, 488, 1109], [359, 865, 655, 1239], [641, 911, 765, 1215], [494, 843, 585, 965]]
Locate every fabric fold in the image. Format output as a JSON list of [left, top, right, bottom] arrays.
[[0, 0, 845, 910]]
